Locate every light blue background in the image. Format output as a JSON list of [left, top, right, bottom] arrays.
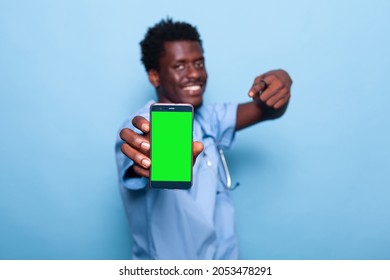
[[1, 0, 389, 259]]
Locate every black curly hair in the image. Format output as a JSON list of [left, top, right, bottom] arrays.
[[140, 18, 203, 72]]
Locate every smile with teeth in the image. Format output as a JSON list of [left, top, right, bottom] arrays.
[[183, 84, 202, 95], [183, 85, 201, 91]]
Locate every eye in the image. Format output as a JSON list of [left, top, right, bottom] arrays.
[[174, 64, 185, 71], [195, 60, 204, 69]]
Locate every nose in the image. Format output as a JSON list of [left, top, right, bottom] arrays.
[[186, 64, 201, 80]]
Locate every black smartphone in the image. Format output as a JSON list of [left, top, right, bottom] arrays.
[[149, 103, 194, 189]]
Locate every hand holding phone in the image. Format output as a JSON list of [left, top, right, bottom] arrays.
[[119, 107, 204, 185], [119, 115, 152, 178]]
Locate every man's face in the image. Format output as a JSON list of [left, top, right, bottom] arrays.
[[149, 41, 208, 108]]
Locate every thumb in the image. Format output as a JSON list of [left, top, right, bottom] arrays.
[[193, 141, 204, 165]]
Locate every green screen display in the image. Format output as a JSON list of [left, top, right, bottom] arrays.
[[151, 110, 192, 182]]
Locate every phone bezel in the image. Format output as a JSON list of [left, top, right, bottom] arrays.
[[149, 103, 194, 189]]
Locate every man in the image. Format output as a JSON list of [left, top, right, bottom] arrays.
[[115, 18, 292, 259]]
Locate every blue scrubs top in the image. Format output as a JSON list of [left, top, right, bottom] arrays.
[[115, 100, 239, 259]]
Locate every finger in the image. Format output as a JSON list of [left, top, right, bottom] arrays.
[[121, 142, 151, 168], [132, 116, 150, 134], [273, 95, 290, 109], [248, 75, 268, 98], [193, 141, 204, 165], [250, 76, 275, 101], [120, 128, 150, 153], [258, 76, 283, 102], [132, 164, 150, 178], [264, 89, 290, 108], [250, 82, 268, 100]]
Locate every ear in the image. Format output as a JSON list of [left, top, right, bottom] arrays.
[[148, 69, 160, 88]]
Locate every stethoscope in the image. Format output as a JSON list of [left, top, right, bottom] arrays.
[[196, 121, 240, 191]]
